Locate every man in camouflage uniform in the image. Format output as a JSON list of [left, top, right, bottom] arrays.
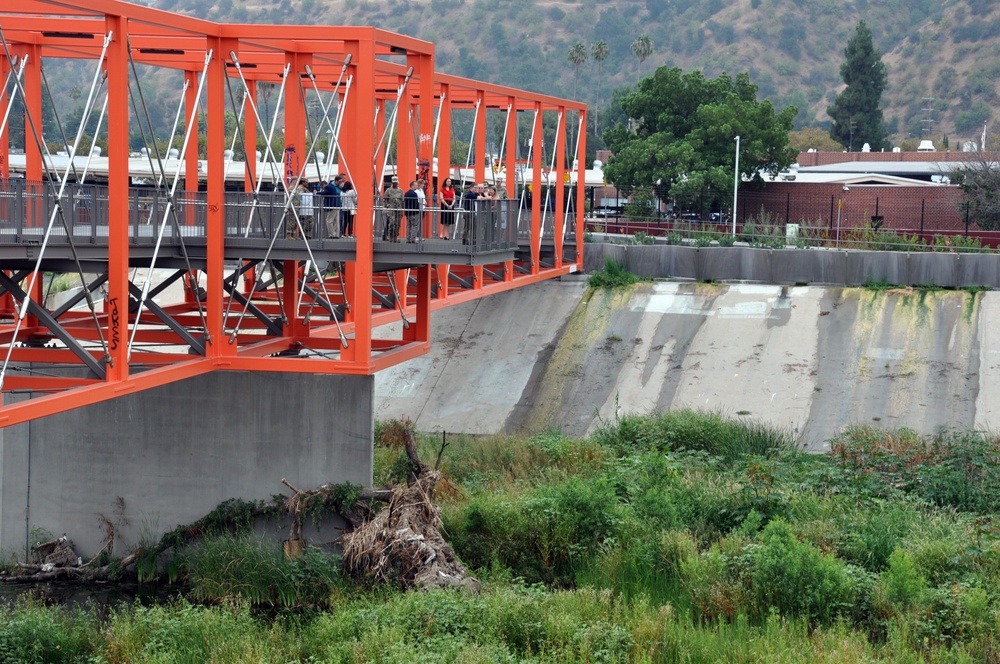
[[288, 182, 314, 239], [383, 175, 404, 242], [495, 183, 510, 232]]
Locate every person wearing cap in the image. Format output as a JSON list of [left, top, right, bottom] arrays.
[[383, 176, 404, 242], [288, 182, 314, 239], [494, 182, 510, 232]]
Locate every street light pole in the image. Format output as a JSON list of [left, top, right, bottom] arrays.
[[731, 135, 740, 235]]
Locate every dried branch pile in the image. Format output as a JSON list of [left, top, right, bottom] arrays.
[[341, 468, 479, 591], [3, 423, 478, 592], [285, 426, 479, 592]]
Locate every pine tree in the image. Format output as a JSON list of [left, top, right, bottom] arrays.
[[827, 21, 888, 151]]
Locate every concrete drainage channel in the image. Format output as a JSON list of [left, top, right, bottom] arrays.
[[583, 242, 1000, 289], [376, 246, 1000, 452]]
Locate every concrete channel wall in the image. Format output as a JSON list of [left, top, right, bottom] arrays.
[[0, 372, 374, 558], [584, 243, 1000, 288], [376, 258, 999, 456]]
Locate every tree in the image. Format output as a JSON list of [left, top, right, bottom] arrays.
[[952, 150, 1000, 231], [827, 21, 889, 152], [591, 40, 609, 135], [567, 41, 587, 100], [789, 127, 844, 153], [603, 66, 797, 210], [630, 35, 653, 78]]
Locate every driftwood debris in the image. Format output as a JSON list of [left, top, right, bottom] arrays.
[[1, 535, 141, 583], [3, 426, 477, 592], [284, 427, 479, 591]]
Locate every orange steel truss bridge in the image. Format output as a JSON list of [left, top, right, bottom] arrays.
[[0, 0, 586, 428]]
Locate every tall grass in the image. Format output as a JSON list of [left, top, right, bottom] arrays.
[[589, 257, 640, 288], [592, 408, 798, 460], [13, 411, 1000, 661], [180, 534, 340, 607]]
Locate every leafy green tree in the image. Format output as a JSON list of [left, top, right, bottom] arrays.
[[603, 67, 797, 210], [630, 35, 653, 78], [591, 40, 609, 134], [827, 21, 889, 151], [567, 41, 587, 100]]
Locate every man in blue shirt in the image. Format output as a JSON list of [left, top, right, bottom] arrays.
[[322, 179, 342, 238], [404, 180, 422, 243]]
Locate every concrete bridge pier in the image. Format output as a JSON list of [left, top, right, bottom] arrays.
[[0, 372, 374, 558]]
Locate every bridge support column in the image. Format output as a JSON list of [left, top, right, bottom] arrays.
[[0, 371, 374, 557]]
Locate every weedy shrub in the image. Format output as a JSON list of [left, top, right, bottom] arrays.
[[836, 499, 926, 572], [933, 233, 983, 253], [588, 257, 640, 289], [0, 598, 97, 664], [445, 477, 624, 586], [180, 534, 339, 607], [841, 228, 924, 252], [877, 549, 928, 612], [831, 426, 1000, 514], [751, 519, 867, 625], [101, 598, 296, 663]]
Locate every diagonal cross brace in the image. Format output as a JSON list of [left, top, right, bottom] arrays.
[[221, 282, 283, 336], [126, 282, 206, 355], [51, 274, 109, 319], [0, 272, 107, 379]]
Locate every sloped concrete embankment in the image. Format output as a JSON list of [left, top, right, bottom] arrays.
[[584, 243, 1000, 288], [375, 279, 996, 450]]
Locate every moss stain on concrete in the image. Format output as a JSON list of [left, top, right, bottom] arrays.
[[515, 284, 638, 433]]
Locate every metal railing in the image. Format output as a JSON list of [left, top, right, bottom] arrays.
[[0, 181, 538, 254]]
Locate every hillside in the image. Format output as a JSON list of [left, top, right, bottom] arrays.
[[111, 0, 1000, 146]]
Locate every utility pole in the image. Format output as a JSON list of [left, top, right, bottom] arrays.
[[921, 97, 935, 138], [731, 135, 740, 235]]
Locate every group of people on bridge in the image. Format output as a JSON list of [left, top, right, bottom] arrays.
[[286, 174, 515, 246]]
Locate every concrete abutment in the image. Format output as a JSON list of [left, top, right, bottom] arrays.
[[0, 372, 374, 558]]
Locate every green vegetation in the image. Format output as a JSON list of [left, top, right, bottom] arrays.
[[8, 413, 1000, 661], [603, 67, 797, 213], [828, 21, 889, 151], [588, 257, 640, 288]]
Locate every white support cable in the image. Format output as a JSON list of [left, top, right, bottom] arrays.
[[375, 68, 415, 194], [0, 56, 27, 138], [490, 104, 513, 189], [0, 30, 113, 390], [331, 77, 352, 183], [515, 108, 539, 239], [431, 90, 445, 178], [157, 77, 190, 188], [223, 59, 296, 339], [563, 112, 584, 238], [451, 97, 482, 240], [304, 59, 352, 183], [228, 58, 347, 347], [79, 87, 108, 184], [214, 56, 288, 347], [287, 75, 353, 343], [228, 57, 291, 232], [462, 98, 481, 184], [127, 49, 213, 361], [538, 111, 562, 259]]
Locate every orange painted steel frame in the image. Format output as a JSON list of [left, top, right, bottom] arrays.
[[0, 0, 586, 427]]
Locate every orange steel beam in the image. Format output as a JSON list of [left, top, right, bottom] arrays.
[[0, 0, 585, 425]]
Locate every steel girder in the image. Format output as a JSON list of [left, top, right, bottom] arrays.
[[0, 0, 586, 427]]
